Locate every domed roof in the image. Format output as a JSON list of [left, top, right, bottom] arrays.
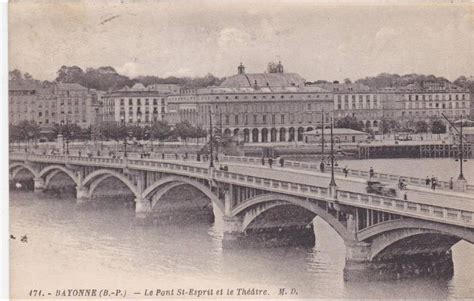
[[220, 72, 305, 88]]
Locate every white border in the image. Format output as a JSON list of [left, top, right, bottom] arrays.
[[0, 0, 9, 300]]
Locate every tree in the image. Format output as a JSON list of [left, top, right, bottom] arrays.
[[344, 78, 352, 84], [98, 122, 126, 142], [13, 121, 40, 143], [381, 118, 401, 134], [55, 65, 84, 83], [150, 121, 172, 141], [415, 120, 429, 133], [431, 119, 446, 134], [335, 116, 363, 131], [9, 69, 23, 81]]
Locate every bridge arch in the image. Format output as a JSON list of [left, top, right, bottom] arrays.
[[38, 165, 80, 187], [142, 176, 224, 214], [82, 169, 139, 198], [9, 163, 39, 179], [231, 193, 355, 242], [357, 219, 474, 260]]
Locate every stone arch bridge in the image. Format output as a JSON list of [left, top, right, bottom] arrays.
[[9, 153, 474, 281]]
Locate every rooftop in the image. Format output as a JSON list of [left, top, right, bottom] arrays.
[[220, 72, 306, 88]]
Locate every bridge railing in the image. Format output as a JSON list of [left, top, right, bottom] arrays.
[[10, 153, 474, 227], [213, 169, 330, 200], [337, 190, 473, 228], [220, 155, 457, 191]]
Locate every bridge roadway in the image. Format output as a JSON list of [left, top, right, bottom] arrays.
[[9, 152, 474, 281]]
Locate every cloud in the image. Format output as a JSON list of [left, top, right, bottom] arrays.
[[217, 27, 251, 49], [116, 62, 140, 78]]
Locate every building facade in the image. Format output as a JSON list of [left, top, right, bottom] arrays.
[[9, 81, 100, 128], [101, 83, 171, 125], [380, 83, 471, 126], [166, 63, 334, 142], [310, 83, 383, 131]]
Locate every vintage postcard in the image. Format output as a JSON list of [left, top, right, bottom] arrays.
[[5, 0, 474, 299]]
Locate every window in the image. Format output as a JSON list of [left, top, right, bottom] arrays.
[[120, 99, 124, 106], [129, 99, 133, 105], [253, 114, 257, 123], [281, 114, 285, 123], [145, 99, 149, 105], [262, 115, 267, 123], [137, 99, 141, 105], [234, 115, 238, 125]]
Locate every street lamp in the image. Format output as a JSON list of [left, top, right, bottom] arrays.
[[209, 107, 214, 168], [329, 114, 337, 188], [442, 113, 468, 182], [121, 118, 128, 158]]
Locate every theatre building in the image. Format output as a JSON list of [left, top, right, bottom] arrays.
[[166, 62, 334, 143]]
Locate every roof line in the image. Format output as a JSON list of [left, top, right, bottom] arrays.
[[244, 74, 252, 87]]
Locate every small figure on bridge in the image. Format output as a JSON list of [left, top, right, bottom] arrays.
[[279, 157, 284, 168], [369, 167, 374, 179], [320, 161, 325, 173], [268, 158, 273, 168], [162, 152, 165, 159], [97, 150, 101, 157], [261, 156, 265, 166], [343, 166, 349, 177], [431, 176, 437, 190], [175, 153, 178, 160], [184, 152, 188, 160], [78, 150, 82, 157], [197, 153, 201, 161], [425, 176, 430, 187], [450, 177, 454, 190]]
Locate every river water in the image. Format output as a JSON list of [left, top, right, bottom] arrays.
[[9, 158, 474, 299]]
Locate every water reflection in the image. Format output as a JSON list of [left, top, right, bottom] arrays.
[[9, 190, 474, 299]]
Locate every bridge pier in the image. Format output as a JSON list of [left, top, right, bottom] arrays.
[[343, 241, 455, 281], [222, 216, 244, 249], [33, 177, 45, 192], [135, 197, 152, 222], [76, 186, 90, 203]]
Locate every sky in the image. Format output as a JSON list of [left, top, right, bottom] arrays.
[[8, 0, 474, 82]]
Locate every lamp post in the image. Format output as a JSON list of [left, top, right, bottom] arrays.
[[329, 114, 337, 189], [441, 113, 468, 182], [321, 109, 325, 162], [209, 107, 214, 168], [121, 118, 128, 158]]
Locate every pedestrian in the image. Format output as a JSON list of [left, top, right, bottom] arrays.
[[185, 152, 188, 160], [343, 166, 349, 177], [268, 158, 273, 168], [279, 157, 284, 168], [425, 176, 430, 187], [78, 150, 82, 157], [369, 167, 374, 179], [197, 153, 201, 162], [262, 156, 265, 166], [175, 153, 178, 160], [97, 150, 101, 157], [162, 152, 165, 160], [320, 161, 325, 173], [449, 177, 454, 190], [431, 176, 437, 190]]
